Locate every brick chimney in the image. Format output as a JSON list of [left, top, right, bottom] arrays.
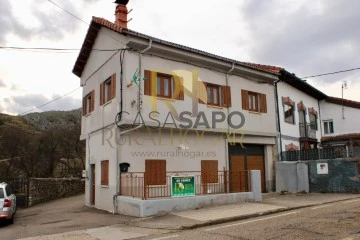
[[114, 0, 129, 29]]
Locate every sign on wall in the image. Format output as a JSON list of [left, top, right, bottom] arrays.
[[171, 176, 196, 197], [317, 163, 329, 175]]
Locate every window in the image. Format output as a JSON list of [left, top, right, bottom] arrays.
[[145, 160, 166, 185], [157, 73, 174, 98], [199, 82, 232, 107], [248, 92, 260, 112], [309, 113, 317, 130], [100, 74, 116, 105], [284, 104, 295, 124], [144, 70, 184, 100], [324, 120, 334, 134], [101, 160, 109, 186], [82, 91, 95, 116], [241, 89, 267, 113], [206, 84, 220, 106], [201, 160, 218, 183]]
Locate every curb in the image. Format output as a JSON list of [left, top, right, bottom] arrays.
[[181, 196, 360, 230]]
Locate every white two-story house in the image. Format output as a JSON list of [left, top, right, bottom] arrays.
[[72, 2, 279, 216]]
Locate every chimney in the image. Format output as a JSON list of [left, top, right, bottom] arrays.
[[114, 0, 129, 29]]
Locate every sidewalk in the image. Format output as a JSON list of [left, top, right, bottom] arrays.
[[20, 193, 360, 240]]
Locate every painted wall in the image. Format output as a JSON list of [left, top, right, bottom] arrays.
[[277, 82, 321, 151], [320, 101, 360, 137]]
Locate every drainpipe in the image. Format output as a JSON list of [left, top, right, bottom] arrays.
[[226, 63, 235, 136], [113, 39, 153, 214], [274, 79, 283, 161]]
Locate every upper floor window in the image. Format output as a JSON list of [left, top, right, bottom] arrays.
[[82, 91, 95, 116], [144, 70, 184, 100], [282, 97, 295, 124], [199, 82, 231, 108], [206, 84, 220, 106], [100, 74, 116, 105], [309, 107, 318, 131], [156, 73, 174, 98], [323, 120, 334, 134], [242, 89, 267, 113]]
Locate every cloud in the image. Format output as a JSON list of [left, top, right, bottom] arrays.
[[0, 0, 95, 44], [2, 94, 81, 115], [0, 79, 6, 88], [240, 0, 360, 84]]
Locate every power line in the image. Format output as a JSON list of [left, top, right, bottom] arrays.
[[46, 0, 128, 46], [301, 67, 360, 79], [0, 46, 123, 53], [19, 87, 82, 116]]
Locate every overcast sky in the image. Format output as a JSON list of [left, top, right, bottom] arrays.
[[0, 0, 359, 115]]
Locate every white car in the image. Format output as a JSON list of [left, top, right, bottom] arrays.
[[0, 182, 17, 224]]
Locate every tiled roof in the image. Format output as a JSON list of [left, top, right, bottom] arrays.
[[322, 133, 360, 142], [73, 17, 280, 78], [245, 63, 283, 74], [326, 96, 360, 109]]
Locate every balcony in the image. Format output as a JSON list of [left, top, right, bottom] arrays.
[[120, 171, 251, 200], [299, 123, 316, 139]]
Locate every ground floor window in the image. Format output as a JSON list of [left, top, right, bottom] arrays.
[[145, 160, 166, 185]]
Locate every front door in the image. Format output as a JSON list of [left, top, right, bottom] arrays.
[[90, 164, 95, 205], [230, 156, 247, 192]]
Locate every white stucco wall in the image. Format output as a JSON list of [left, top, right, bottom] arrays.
[[277, 82, 321, 151], [320, 101, 360, 137]]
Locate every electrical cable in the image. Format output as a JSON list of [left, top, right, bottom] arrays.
[[46, 0, 128, 46], [301, 67, 360, 79]]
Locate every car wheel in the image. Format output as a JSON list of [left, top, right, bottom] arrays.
[[8, 215, 14, 225]]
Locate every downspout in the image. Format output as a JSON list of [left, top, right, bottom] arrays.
[[274, 79, 283, 161], [113, 39, 153, 214], [318, 99, 323, 143], [225, 63, 235, 172]]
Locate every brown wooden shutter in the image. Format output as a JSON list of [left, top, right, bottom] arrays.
[[111, 74, 116, 99], [241, 89, 249, 110], [174, 76, 184, 100], [101, 160, 109, 186], [221, 86, 232, 108], [260, 94, 267, 113], [145, 160, 166, 185], [90, 90, 95, 112], [82, 96, 86, 116], [100, 83, 104, 106], [201, 160, 218, 184], [198, 81, 207, 104], [144, 70, 151, 96]]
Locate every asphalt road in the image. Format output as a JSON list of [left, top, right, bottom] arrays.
[[143, 198, 360, 240], [0, 194, 135, 240]]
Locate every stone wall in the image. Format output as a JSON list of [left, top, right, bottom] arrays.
[[28, 178, 85, 206], [309, 159, 360, 193]]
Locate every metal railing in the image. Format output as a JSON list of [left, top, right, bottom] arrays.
[[281, 147, 349, 161], [299, 123, 316, 139], [120, 171, 251, 199]]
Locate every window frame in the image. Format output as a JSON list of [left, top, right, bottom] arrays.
[[323, 120, 334, 134], [101, 160, 109, 186], [104, 77, 112, 103], [284, 103, 295, 124], [156, 73, 174, 99], [309, 113, 318, 131], [248, 91, 260, 112], [206, 84, 221, 106]]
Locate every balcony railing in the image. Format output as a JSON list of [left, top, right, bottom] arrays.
[[120, 171, 251, 199], [299, 123, 316, 139], [281, 147, 349, 161]]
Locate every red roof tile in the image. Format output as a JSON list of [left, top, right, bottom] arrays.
[[245, 63, 283, 74], [322, 133, 360, 142], [326, 96, 360, 109]]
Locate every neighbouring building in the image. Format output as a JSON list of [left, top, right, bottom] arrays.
[[72, 1, 279, 216]]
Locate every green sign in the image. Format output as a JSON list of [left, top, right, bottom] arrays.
[[171, 176, 196, 197]]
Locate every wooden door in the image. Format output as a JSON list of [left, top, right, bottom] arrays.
[[247, 156, 266, 192], [230, 156, 247, 192], [91, 164, 95, 205]]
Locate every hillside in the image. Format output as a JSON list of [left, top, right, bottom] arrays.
[[0, 108, 81, 132]]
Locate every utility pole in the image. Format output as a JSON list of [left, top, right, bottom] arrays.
[[342, 81, 347, 119]]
